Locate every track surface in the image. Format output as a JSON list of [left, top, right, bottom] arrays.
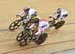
[[0, 0, 75, 54]]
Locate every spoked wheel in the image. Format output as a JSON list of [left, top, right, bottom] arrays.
[[54, 20, 65, 29], [19, 39, 27, 46], [48, 20, 54, 27], [35, 33, 48, 45], [16, 31, 23, 41], [9, 20, 21, 31], [19, 36, 32, 46], [19, 35, 32, 46], [19, 29, 33, 46]]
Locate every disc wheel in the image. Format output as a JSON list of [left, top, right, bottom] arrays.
[[54, 20, 65, 29], [35, 33, 48, 45]]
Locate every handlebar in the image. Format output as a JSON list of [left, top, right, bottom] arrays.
[[16, 15, 27, 21]]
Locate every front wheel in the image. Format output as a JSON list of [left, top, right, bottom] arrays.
[[16, 31, 23, 41], [9, 20, 21, 31], [35, 33, 48, 45], [19, 39, 27, 46], [19, 29, 33, 46], [48, 21, 54, 27]]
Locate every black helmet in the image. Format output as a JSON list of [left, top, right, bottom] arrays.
[[57, 8, 61, 10], [32, 18, 39, 23], [57, 8, 61, 13]]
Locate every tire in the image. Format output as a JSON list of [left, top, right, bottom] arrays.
[[19, 29, 33, 46], [54, 20, 65, 29], [16, 31, 23, 41], [48, 21, 54, 27], [9, 20, 21, 31], [19, 39, 27, 46], [19, 36, 32, 46], [35, 33, 48, 45]]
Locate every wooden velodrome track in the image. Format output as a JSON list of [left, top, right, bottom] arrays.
[[0, 0, 75, 54]]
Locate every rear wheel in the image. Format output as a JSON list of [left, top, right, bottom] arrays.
[[54, 20, 65, 29], [35, 33, 48, 45], [9, 20, 21, 31]]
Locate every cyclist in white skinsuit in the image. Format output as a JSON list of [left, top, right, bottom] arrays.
[[54, 8, 68, 20], [17, 7, 38, 23]]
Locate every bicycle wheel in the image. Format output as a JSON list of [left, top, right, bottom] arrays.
[[19, 39, 27, 46], [19, 29, 33, 46], [48, 21, 54, 27], [54, 20, 65, 29], [16, 31, 23, 41], [35, 33, 48, 45], [9, 20, 21, 31]]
